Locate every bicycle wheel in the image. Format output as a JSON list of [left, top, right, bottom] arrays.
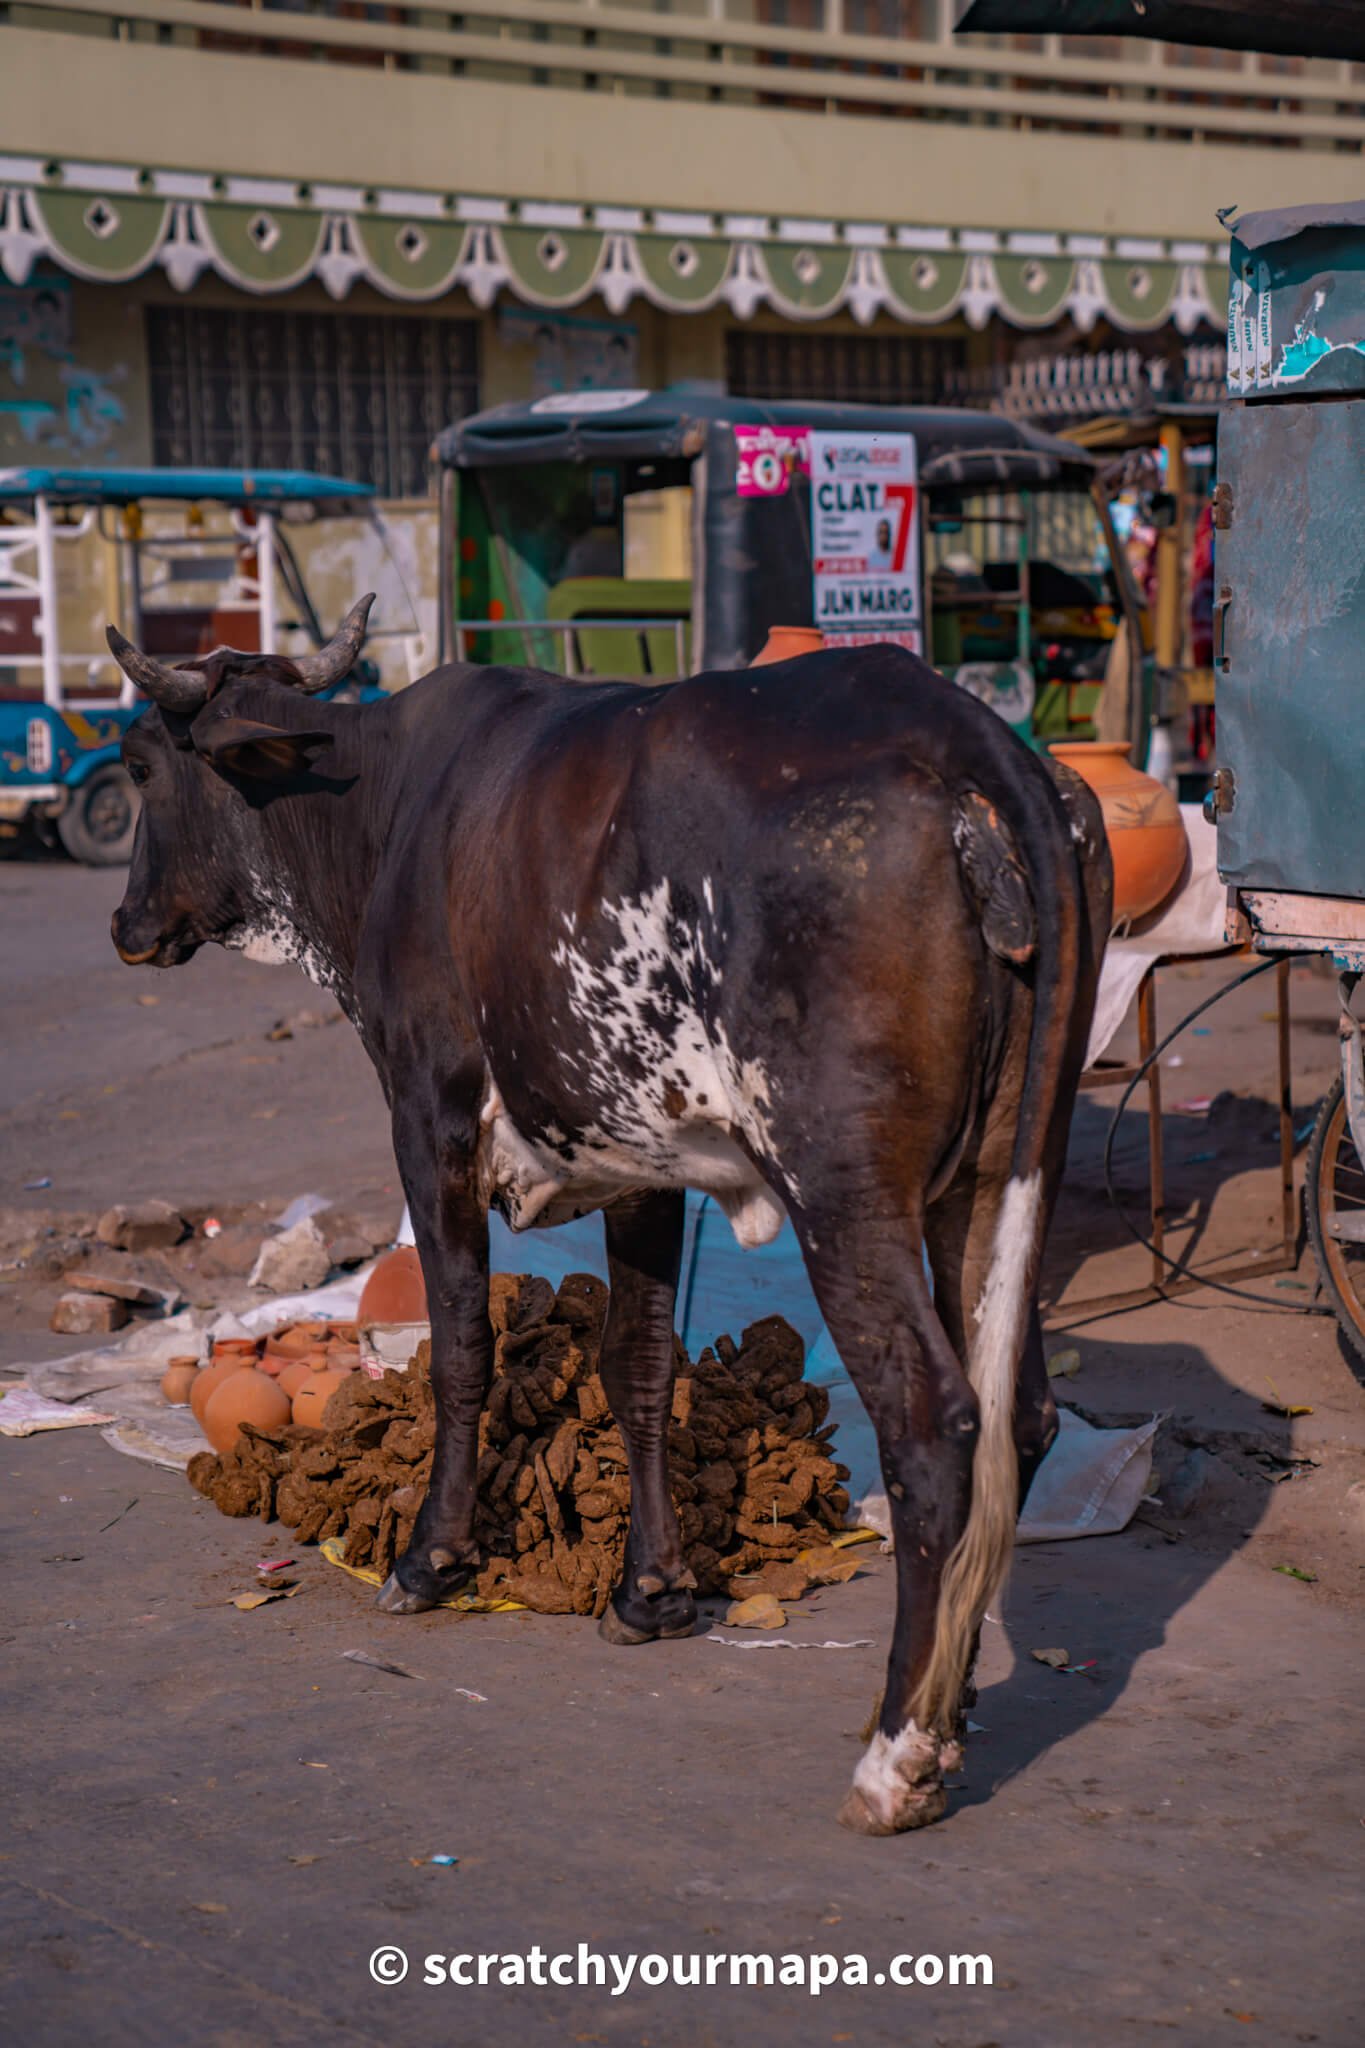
[[1304, 1074, 1365, 1371]]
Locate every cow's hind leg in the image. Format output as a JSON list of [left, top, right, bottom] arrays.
[[923, 1165, 1059, 1720], [798, 1212, 980, 1835], [595, 1190, 697, 1646]]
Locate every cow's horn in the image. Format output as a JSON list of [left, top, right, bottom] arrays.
[[105, 624, 210, 715], [287, 593, 376, 694]]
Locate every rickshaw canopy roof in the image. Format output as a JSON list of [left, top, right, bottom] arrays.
[[437, 390, 1096, 491], [1230, 200, 1365, 253], [0, 466, 373, 509], [953, 2, 1365, 63]]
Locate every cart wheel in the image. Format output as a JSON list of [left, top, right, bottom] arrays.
[[1305, 1075, 1365, 1372], [56, 765, 140, 867]]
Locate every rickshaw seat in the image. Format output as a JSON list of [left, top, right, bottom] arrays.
[[546, 577, 691, 680]]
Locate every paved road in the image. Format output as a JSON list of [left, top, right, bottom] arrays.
[[1, 857, 396, 1215], [1, 851, 1361, 2045]]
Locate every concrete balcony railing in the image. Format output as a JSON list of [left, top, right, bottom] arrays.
[[6, 0, 1364, 150]]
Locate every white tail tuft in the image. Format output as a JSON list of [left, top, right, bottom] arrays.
[[912, 1170, 1042, 1731]]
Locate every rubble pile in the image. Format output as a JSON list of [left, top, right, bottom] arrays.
[[187, 1271, 851, 1614]]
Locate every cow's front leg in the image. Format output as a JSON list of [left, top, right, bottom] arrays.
[[376, 1092, 491, 1616], [595, 1189, 696, 1646]]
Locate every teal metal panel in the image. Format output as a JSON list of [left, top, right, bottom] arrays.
[[0, 468, 373, 508], [1228, 205, 1365, 399], [1215, 397, 1365, 895]]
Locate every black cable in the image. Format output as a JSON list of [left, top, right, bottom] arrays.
[[1099, 955, 1328, 1314]]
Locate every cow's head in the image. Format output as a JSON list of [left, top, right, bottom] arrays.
[[108, 595, 374, 968]]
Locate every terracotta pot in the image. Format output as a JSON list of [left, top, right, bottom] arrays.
[[1048, 741, 1186, 924], [201, 1366, 292, 1453], [160, 1361, 200, 1407], [275, 1354, 325, 1401], [211, 1337, 260, 1364], [292, 1364, 356, 1431], [264, 1321, 333, 1361], [750, 625, 824, 667], [192, 1350, 258, 1424], [357, 1247, 428, 1327]]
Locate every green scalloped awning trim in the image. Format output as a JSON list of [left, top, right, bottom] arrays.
[[199, 204, 327, 289], [1202, 259, 1228, 314], [352, 215, 467, 297], [994, 254, 1080, 327], [31, 189, 169, 281], [1, 171, 1227, 338], [1100, 257, 1179, 330], [880, 248, 969, 320], [501, 225, 604, 305], [761, 242, 854, 315], [634, 232, 732, 306]]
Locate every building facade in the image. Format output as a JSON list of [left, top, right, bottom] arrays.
[[1, 2, 1360, 663]]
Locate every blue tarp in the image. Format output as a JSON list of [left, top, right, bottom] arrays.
[[487, 1197, 883, 1508], [487, 1192, 845, 1387]]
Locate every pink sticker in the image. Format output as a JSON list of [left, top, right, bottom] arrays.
[[734, 423, 810, 497]]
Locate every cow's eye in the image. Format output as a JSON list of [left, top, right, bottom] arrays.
[[126, 759, 150, 788]]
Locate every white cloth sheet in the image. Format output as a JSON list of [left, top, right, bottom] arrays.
[[1086, 804, 1231, 1067]]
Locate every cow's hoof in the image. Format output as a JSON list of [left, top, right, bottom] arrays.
[[837, 1778, 947, 1836], [597, 1587, 697, 1645], [374, 1550, 473, 1615], [837, 1723, 949, 1836], [375, 1571, 435, 1615], [598, 1603, 654, 1646]]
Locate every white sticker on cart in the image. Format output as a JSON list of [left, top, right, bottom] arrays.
[[810, 431, 921, 656], [1255, 261, 1273, 389]]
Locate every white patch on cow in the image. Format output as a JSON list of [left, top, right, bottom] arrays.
[[476, 879, 793, 1244], [476, 1078, 578, 1230], [221, 875, 343, 998], [847, 1721, 943, 1830]]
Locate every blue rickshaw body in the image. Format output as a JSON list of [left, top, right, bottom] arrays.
[[0, 464, 385, 858]]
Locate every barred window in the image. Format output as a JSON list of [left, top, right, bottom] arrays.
[[726, 328, 967, 407], [146, 305, 479, 498]]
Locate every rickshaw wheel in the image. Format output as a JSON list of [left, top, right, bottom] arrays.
[[56, 765, 140, 868], [1305, 1076, 1365, 1371]]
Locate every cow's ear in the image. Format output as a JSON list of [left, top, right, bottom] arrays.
[[194, 717, 334, 781]]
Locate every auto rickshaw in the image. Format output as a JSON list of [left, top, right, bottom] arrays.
[[0, 466, 385, 864], [435, 393, 1152, 759], [959, 1, 1365, 1364]]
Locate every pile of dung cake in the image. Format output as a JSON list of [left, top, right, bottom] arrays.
[[188, 1271, 852, 1614]]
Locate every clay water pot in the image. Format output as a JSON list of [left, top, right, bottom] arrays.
[[192, 1348, 258, 1424], [202, 1366, 292, 1453], [750, 625, 824, 667], [1048, 740, 1186, 925], [357, 1247, 428, 1327], [160, 1359, 200, 1407], [275, 1354, 324, 1402], [265, 1321, 333, 1361], [292, 1363, 355, 1431]]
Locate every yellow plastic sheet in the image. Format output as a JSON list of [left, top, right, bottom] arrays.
[[318, 1536, 526, 1612]]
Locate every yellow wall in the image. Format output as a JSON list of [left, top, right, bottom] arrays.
[[1, 26, 1355, 242]]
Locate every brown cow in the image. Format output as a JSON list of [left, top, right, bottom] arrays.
[[107, 599, 1110, 1833]]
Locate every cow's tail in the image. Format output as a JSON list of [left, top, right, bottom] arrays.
[[911, 784, 1082, 1736]]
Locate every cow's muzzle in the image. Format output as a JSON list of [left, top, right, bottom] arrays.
[[110, 907, 196, 968]]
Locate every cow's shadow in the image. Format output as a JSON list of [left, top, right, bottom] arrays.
[[1041, 1089, 1303, 1308], [949, 1324, 1292, 1810]]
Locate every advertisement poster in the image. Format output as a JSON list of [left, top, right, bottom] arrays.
[[733, 421, 810, 497], [809, 430, 921, 653]]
